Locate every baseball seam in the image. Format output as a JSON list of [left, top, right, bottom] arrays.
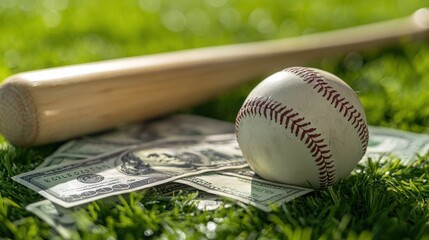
[[284, 67, 369, 156], [236, 97, 335, 188]]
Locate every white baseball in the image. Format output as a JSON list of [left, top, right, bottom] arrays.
[[235, 67, 368, 188]]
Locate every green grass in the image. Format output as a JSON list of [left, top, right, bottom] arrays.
[[1, 0, 429, 239]]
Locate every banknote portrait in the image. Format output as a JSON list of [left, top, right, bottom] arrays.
[[118, 148, 211, 175]]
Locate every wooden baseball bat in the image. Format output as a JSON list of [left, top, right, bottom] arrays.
[[1, 9, 429, 146]]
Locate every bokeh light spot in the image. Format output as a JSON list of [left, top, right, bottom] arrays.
[[248, 8, 277, 35], [204, 0, 228, 8], [161, 9, 186, 32], [186, 9, 211, 34], [4, 50, 20, 69], [219, 8, 241, 30], [42, 10, 61, 28], [42, 0, 69, 11], [138, 0, 161, 12]]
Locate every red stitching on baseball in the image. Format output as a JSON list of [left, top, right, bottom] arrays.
[[284, 67, 369, 156], [236, 97, 335, 188]]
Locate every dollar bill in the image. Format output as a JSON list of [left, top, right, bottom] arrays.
[[176, 168, 312, 212], [41, 155, 87, 168], [13, 134, 247, 208], [43, 122, 429, 169], [25, 183, 225, 239], [26, 200, 76, 239], [21, 115, 429, 231], [125, 182, 229, 211], [364, 126, 429, 165], [38, 114, 235, 168]]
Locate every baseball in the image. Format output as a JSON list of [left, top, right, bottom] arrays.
[[235, 67, 368, 189]]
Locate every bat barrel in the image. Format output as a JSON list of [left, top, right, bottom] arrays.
[[0, 58, 270, 146]]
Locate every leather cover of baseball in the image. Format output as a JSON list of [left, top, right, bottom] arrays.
[[235, 67, 369, 188]]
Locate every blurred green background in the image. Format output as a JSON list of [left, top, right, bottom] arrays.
[[1, 0, 429, 137], [1, 1, 429, 239]]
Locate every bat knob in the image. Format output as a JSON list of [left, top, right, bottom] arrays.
[[413, 8, 429, 29], [0, 79, 38, 146]]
